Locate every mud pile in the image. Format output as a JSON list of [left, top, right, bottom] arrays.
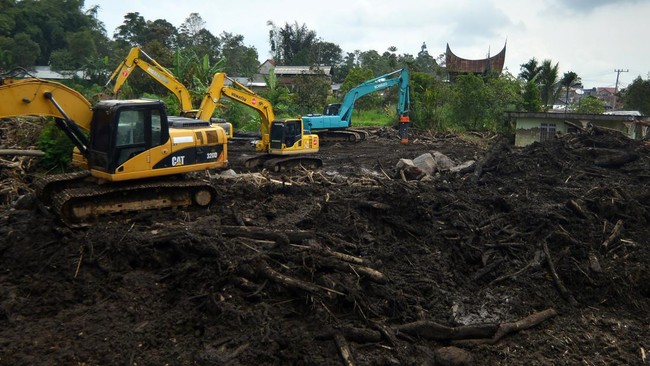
[[1, 125, 649, 365]]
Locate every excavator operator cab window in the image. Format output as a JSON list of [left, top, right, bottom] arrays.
[[284, 121, 301, 148], [324, 103, 341, 116], [116, 110, 145, 146], [113, 107, 152, 169]]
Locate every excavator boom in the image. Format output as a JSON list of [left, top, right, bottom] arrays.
[[107, 47, 196, 117]]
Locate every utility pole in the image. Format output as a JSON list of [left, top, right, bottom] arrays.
[[613, 68, 628, 109]]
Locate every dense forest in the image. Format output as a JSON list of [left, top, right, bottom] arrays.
[[1, 0, 649, 131]]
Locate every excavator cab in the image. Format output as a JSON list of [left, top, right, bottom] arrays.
[[269, 120, 303, 149], [86, 100, 169, 174], [323, 103, 341, 116]]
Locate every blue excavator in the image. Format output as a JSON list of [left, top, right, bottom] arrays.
[[302, 68, 411, 143]]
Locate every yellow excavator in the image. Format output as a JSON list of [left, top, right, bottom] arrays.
[[108, 48, 321, 171], [106, 46, 223, 122], [0, 76, 229, 226], [200, 73, 322, 171]]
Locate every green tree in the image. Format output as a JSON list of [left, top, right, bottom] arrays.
[[560, 71, 581, 110], [485, 72, 522, 131], [574, 95, 605, 114], [260, 69, 294, 116], [539, 59, 561, 110], [114, 12, 146, 46], [358, 50, 388, 75], [410, 71, 446, 129], [8, 32, 40, 67], [340, 67, 378, 112], [220, 32, 258, 77], [519, 58, 541, 82], [522, 81, 542, 112], [450, 73, 489, 130], [313, 41, 342, 68], [267, 21, 317, 65], [622, 76, 650, 115], [414, 42, 437, 73], [292, 72, 330, 114]]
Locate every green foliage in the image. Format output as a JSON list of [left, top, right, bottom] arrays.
[[574, 96, 605, 114], [292, 73, 330, 114], [410, 71, 446, 129], [37, 120, 75, 171], [351, 108, 394, 127], [522, 81, 542, 112], [539, 59, 561, 110], [267, 21, 318, 66], [622, 76, 650, 115], [449, 73, 490, 130]]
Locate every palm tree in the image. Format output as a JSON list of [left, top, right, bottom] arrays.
[[519, 58, 541, 83], [539, 59, 561, 110], [560, 71, 581, 111]]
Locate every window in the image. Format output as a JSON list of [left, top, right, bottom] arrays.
[[116, 109, 145, 146], [540, 123, 556, 142]]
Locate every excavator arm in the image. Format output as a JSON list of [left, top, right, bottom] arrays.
[[0, 78, 93, 154], [198, 73, 275, 138], [107, 47, 195, 117]]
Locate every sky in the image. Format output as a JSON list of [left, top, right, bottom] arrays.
[[85, 0, 650, 89]]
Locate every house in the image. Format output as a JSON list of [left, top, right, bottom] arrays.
[[506, 111, 650, 147], [256, 60, 333, 91], [17, 66, 88, 80]]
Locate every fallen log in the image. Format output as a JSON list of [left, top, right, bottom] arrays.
[[472, 137, 509, 185], [452, 308, 558, 346], [334, 333, 355, 366], [256, 260, 341, 295], [0, 149, 45, 157], [601, 219, 623, 249], [543, 241, 578, 306], [394, 321, 497, 341], [220, 225, 314, 245]]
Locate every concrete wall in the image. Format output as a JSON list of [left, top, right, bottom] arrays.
[[514, 119, 568, 147]]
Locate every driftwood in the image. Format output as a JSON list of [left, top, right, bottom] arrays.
[[394, 321, 497, 341], [543, 241, 578, 306], [602, 219, 624, 249], [452, 308, 558, 346], [0, 149, 45, 157], [318, 257, 387, 284], [334, 333, 355, 366], [220, 225, 314, 245], [315, 327, 382, 343], [566, 199, 589, 219], [472, 137, 509, 184]]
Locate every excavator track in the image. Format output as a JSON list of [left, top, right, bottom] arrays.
[[34, 170, 92, 204], [38, 175, 216, 227], [316, 129, 369, 142], [244, 154, 323, 172]]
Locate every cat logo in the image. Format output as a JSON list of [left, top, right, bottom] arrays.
[[171, 156, 185, 166]]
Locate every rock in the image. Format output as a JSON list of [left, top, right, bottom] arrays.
[[12, 193, 36, 210], [432, 151, 456, 171], [413, 153, 437, 175], [435, 346, 474, 366], [449, 160, 476, 174]]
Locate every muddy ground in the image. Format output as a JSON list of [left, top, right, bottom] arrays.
[[0, 121, 649, 365]]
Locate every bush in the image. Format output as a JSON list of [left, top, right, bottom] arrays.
[[37, 119, 75, 171]]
